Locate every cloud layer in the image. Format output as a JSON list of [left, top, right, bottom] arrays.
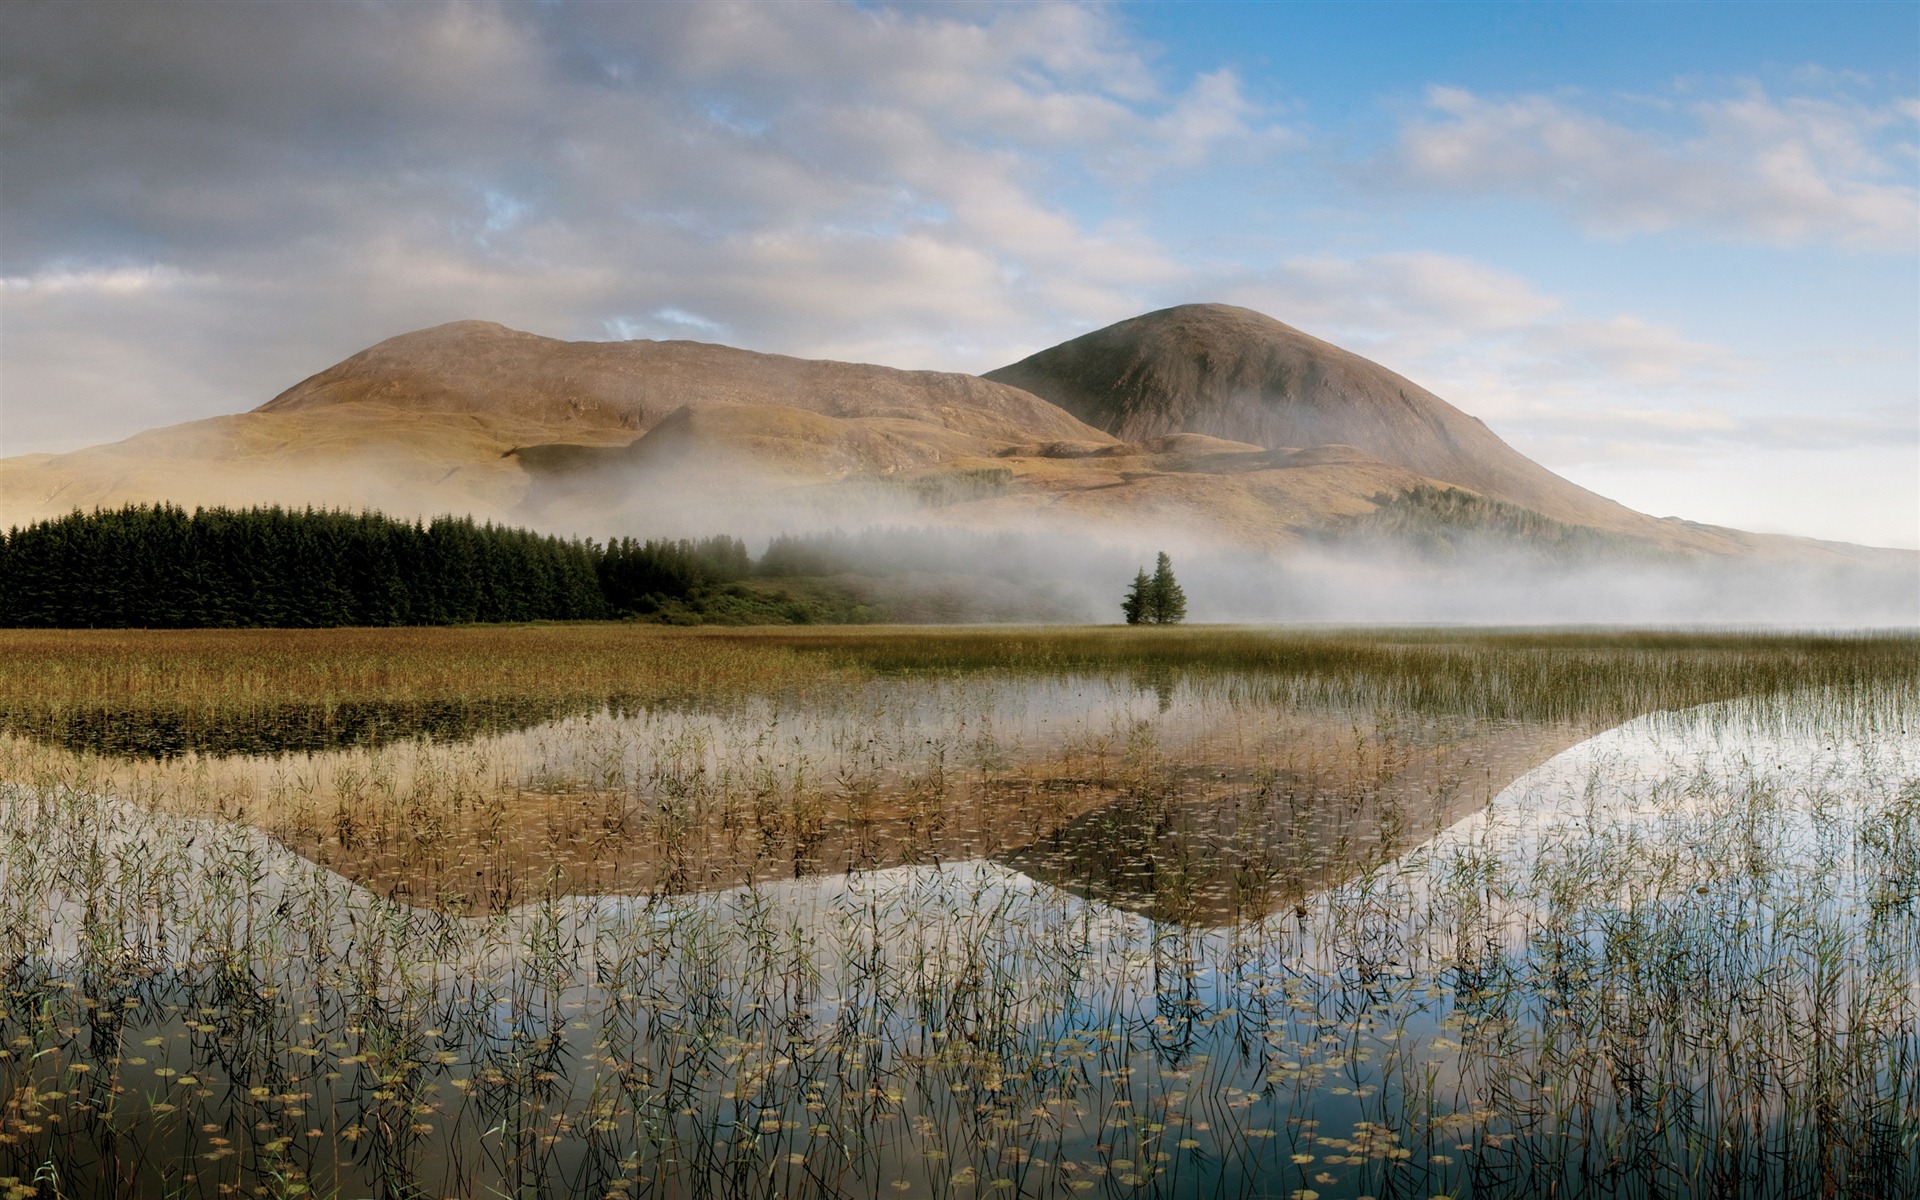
[[1386, 84, 1919, 249], [1, 1, 1913, 545], [1, 1, 1264, 376]]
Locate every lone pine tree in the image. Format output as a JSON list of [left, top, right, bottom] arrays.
[[1121, 552, 1186, 624]]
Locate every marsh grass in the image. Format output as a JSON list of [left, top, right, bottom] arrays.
[[4, 626, 1912, 729], [0, 626, 849, 724], [0, 627, 1911, 1197]]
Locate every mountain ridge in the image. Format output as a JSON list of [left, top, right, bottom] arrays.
[[1, 308, 1909, 575], [261, 319, 1106, 446]]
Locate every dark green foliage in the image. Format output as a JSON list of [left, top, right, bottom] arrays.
[[621, 580, 880, 627], [1323, 485, 1656, 562], [0, 507, 888, 628], [597, 535, 750, 616], [1121, 568, 1151, 624], [1149, 552, 1186, 624], [598, 534, 876, 624], [0, 504, 609, 628], [1122, 552, 1185, 624]]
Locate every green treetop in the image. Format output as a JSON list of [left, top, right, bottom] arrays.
[[1121, 552, 1186, 624], [1149, 551, 1186, 623], [1121, 567, 1152, 624]]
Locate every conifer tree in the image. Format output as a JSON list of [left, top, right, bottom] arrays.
[[0, 503, 617, 628], [1148, 551, 1186, 624], [1121, 568, 1151, 624]]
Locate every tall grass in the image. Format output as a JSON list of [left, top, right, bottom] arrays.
[[0, 626, 847, 731], [3, 625, 1911, 725], [0, 686, 1910, 1198], [0, 627, 1910, 1196]]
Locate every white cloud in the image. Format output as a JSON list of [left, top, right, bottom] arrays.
[[1228, 252, 1912, 547], [1387, 83, 1920, 250], [0, 264, 210, 295], [1227, 251, 1563, 341], [1225, 251, 1743, 402], [0, 0, 1296, 451], [1514, 317, 1749, 388], [1215, 252, 1882, 471]]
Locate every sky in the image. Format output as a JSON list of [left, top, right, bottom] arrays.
[[2, 0, 1915, 548]]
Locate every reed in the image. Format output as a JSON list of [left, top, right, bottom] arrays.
[[0, 627, 1909, 1197], [3, 623, 1911, 723]]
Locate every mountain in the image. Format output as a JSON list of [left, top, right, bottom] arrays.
[[0, 320, 1115, 530], [988, 304, 1655, 537], [1, 309, 1906, 575], [259, 319, 1099, 446]]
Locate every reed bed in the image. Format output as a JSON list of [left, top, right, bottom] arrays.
[[0, 627, 1910, 1197], [0, 626, 849, 718], [3, 626, 1913, 728]]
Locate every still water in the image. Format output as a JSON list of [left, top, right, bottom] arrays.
[[0, 680, 1913, 1198]]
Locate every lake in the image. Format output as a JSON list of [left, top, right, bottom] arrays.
[[0, 628, 1911, 1198]]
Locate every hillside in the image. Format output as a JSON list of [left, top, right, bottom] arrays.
[[261, 319, 1102, 446], [2, 309, 1908, 576], [988, 304, 1653, 534]]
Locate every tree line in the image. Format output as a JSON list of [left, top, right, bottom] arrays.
[[0, 505, 1195, 628], [0, 505, 755, 628]]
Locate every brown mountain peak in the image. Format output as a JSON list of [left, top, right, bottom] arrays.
[[985, 302, 1640, 532]]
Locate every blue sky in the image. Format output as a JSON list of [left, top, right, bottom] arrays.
[[3, 0, 1915, 545], [1129, 2, 1918, 97]]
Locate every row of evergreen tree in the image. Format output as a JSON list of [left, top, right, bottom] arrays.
[[0, 504, 1195, 628], [598, 535, 750, 612], [0, 505, 753, 628]]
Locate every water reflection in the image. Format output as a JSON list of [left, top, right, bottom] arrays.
[[0, 688, 1911, 1197], [998, 720, 1589, 924], [0, 696, 588, 758], [2, 674, 1606, 921], [0, 667, 1196, 761]]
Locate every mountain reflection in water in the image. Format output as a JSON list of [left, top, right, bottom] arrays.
[[0, 690, 1911, 1199], [3, 673, 1597, 919]]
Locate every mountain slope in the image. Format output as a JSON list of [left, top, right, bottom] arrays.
[[2, 322, 1119, 532], [263, 320, 1100, 446], [986, 303, 1651, 534]]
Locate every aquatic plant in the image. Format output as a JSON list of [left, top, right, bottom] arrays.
[[0, 628, 1909, 1197]]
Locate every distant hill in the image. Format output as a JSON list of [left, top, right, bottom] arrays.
[[986, 303, 1656, 536], [261, 319, 1101, 447], [2, 309, 1908, 579]]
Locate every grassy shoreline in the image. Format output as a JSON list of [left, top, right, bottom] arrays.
[[0, 622, 1911, 726]]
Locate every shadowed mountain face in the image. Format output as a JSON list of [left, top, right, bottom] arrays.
[[986, 303, 1645, 533]]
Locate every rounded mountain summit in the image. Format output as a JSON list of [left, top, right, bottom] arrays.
[[985, 303, 1639, 532]]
